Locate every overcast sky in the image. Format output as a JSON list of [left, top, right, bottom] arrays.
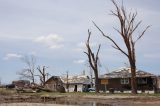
[[0, 0, 160, 84]]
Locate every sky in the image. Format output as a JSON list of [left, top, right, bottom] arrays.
[[0, 0, 160, 84]]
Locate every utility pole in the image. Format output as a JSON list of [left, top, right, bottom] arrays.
[[66, 71, 69, 92], [0, 77, 1, 85]]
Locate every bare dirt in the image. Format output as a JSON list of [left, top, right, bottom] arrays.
[[0, 94, 160, 106]]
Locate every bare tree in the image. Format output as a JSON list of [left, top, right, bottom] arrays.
[[37, 66, 49, 86], [18, 55, 36, 83], [84, 30, 101, 93], [93, 0, 150, 94]]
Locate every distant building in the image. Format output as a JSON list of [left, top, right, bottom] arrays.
[[12, 80, 30, 88], [98, 67, 157, 92]]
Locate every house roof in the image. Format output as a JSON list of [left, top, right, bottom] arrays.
[[136, 70, 155, 77], [99, 67, 155, 79], [45, 76, 62, 84], [45, 75, 91, 85], [60, 75, 91, 85]]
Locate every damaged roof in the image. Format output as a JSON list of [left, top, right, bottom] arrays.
[[99, 67, 155, 79], [60, 75, 91, 85], [136, 70, 155, 77]]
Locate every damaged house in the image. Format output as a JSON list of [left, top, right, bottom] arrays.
[[98, 67, 157, 92], [44, 76, 63, 92], [45, 75, 91, 92], [61, 75, 91, 92]]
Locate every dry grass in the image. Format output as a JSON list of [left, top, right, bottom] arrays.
[[0, 88, 16, 95]]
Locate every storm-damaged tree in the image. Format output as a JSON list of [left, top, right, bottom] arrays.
[[93, 0, 150, 94], [37, 65, 49, 87], [17, 55, 36, 84], [84, 30, 101, 93]]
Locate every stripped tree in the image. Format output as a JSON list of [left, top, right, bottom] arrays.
[[18, 55, 36, 84], [93, 0, 150, 94], [37, 66, 49, 87], [84, 30, 101, 93]]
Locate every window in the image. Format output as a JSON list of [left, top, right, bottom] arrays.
[[137, 78, 147, 84], [121, 78, 129, 84]]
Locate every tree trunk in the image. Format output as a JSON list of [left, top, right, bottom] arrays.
[[94, 70, 99, 93], [130, 60, 137, 94], [131, 67, 137, 94]]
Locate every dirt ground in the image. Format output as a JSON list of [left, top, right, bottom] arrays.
[[0, 103, 75, 106], [1, 94, 160, 106]]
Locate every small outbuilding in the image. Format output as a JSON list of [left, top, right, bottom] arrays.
[[44, 76, 63, 92], [61, 75, 91, 92], [45, 75, 92, 92]]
